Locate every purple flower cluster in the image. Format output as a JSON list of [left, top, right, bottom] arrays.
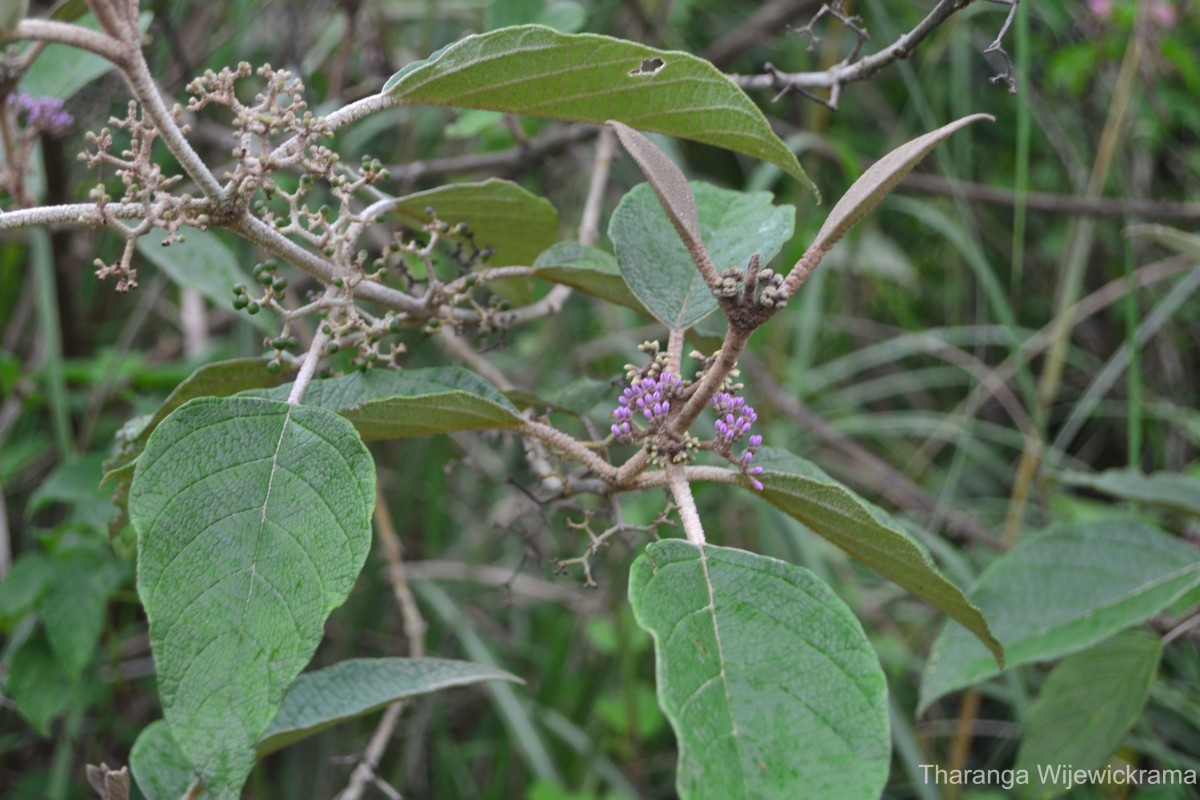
[[711, 391, 757, 443], [611, 372, 681, 442], [10, 93, 73, 137], [711, 390, 765, 490]]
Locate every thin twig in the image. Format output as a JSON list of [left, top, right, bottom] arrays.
[[900, 172, 1200, 224], [730, 0, 974, 108], [579, 128, 616, 248], [336, 487, 428, 800], [982, 0, 1019, 92]]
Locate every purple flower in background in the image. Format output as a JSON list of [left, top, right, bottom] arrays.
[[1149, 1, 1177, 27], [10, 93, 73, 137], [611, 372, 681, 443]]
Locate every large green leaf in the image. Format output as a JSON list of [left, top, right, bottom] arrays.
[[259, 657, 522, 756], [532, 242, 649, 314], [629, 540, 890, 800], [1057, 468, 1200, 517], [382, 25, 815, 192], [130, 721, 196, 800], [754, 447, 1003, 665], [246, 367, 522, 440], [145, 357, 293, 439], [1014, 631, 1163, 800], [919, 518, 1200, 713], [103, 359, 295, 493], [609, 182, 795, 329], [388, 179, 559, 267], [136, 228, 271, 332], [128, 397, 375, 800]]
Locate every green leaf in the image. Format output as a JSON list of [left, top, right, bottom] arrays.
[[388, 179, 559, 267], [130, 721, 196, 800], [609, 122, 704, 263], [1057, 468, 1200, 517], [128, 397, 375, 800], [532, 242, 649, 314], [103, 359, 293, 491], [1014, 631, 1163, 800], [811, 114, 992, 253], [629, 540, 889, 800], [19, 12, 151, 100], [0, 552, 53, 628], [504, 377, 615, 415], [135, 228, 271, 332], [259, 657, 522, 756], [245, 367, 522, 440], [147, 357, 295, 439], [382, 25, 815, 192], [486, 0, 543, 30], [919, 518, 1200, 713], [754, 447, 1003, 665], [538, 0, 586, 32], [41, 551, 125, 680], [0, 0, 26, 36], [609, 182, 795, 329], [543, 376, 616, 415], [6, 635, 78, 735], [28, 453, 118, 534], [48, 0, 88, 21]]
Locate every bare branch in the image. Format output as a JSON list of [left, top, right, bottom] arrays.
[[667, 464, 706, 545], [983, 0, 1019, 92], [730, 0, 983, 108], [8, 19, 128, 65], [900, 172, 1200, 223]]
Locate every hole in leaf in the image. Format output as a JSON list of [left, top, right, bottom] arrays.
[[629, 57, 665, 76]]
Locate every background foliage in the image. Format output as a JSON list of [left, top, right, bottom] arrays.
[[2, 0, 1198, 798]]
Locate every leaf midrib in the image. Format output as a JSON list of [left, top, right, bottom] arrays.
[[242, 405, 292, 631]]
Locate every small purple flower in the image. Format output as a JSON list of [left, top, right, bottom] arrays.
[[710, 391, 758, 444], [711, 391, 765, 490], [9, 93, 73, 137], [611, 371, 681, 443]]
